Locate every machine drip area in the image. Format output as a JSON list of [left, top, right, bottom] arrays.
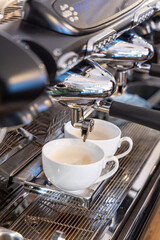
[[0, 0, 160, 240]]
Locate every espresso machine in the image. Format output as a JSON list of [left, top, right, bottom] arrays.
[[0, 1, 160, 240]]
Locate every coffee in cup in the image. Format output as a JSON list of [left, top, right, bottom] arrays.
[[42, 139, 119, 191]]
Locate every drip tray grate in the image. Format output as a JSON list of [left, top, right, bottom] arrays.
[[10, 123, 160, 240], [0, 0, 24, 24], [23, 166, 115, 208]]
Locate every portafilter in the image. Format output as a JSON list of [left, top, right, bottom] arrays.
[[48, 58, 160, 141]]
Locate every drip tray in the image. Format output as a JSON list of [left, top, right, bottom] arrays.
[[24, 166, 115, 208], [5, 123, 160, 240], [23, 122, 160, 209]]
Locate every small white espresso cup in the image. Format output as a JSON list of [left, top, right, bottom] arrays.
[[64, 119, 133, 159], [42, 139, 119, 191]]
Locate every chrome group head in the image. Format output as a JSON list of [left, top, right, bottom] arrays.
[[47, 33, 154, 140], [0, 33, 154, 142]]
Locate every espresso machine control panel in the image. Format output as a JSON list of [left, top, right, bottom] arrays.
[[23, 0, 155, 35], [2, 0, 159, 78], [17, 0, 157, 72], [53, 0, 139, 30]]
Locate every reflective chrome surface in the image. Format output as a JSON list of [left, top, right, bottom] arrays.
[[132, 18, 156, 37], [131, 13, 160, 43], [50, 231, 66, 240], [0, 228, 23, 240], [0, 128, 35, 167], [92, 33, 154, 70], [0, 128, 7, 144], [48, 59, 116, 140], [48, 59, 116, 102], [91, 32, 154, 94], [0, 93, 54, 129], [71, 109, 94, 142], [0, 2, 159, 240], [0, 123, 159, 240], [0, 0, 23, 22]]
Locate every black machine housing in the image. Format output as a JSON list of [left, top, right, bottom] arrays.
[[2, 0, 158, 78]]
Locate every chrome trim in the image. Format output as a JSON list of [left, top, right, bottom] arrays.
[[0, 124, 159, 240], [48, 59, 116, 102], [91, 34, 154, 69], [101, 140, 160, 240], [0, 128, 35, 167], [48, 59, 116, 140], [0, 94, 54, 129], [87, 29, 117, 53], [0, 191, 36, 228], [0, 227, 24, 240], [133, 5, 154, 26], [50, 231, 66, 240]]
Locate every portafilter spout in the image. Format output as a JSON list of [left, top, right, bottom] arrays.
[[91, 32, 154, 93], [47, 58, 116, 141]]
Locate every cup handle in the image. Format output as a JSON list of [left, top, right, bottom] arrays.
[[115, 137, 133, 159], [95, 156, 119, 184]]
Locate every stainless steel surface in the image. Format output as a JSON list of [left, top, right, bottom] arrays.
[[132, 13, 160, 43], [91, 34, 154, 69], [80, 118, 94, 142], [115, 164, 160, 240], [85, 0, 158, 55], [6, 123, 159, 240], [0, 174, 20, 211], [0, 1, 159, 240], [93, 102, 110, 114], [71, 108, 94, 142], [0, 128, 35, 166], [48, 58, 116, 140], [91, 33, 154, 94], [0, 102, 56, 164], [50, 231, 66, 240], [23, 168, 113, 208], [0, 191, 36, 229], [0, 130, 23, 158], [0, 101, 71, 183], [0, 0, 23, 24], [135, 63, 151, 73], [87, 29, 117, 54], [0, 228, 23, 240], [0, 128, 7, 144], [0, 1, 157, 141], [48, 59, 116, 102], [0, 93, 54, 129]]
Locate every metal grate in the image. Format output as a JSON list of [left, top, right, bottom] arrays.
[[0, 104, 70, 159], [0, 130, 25, 158], [0, 0, 24, 24], [10, 123, 160, 240], [0, 174, 19, 208], [23, 103, 70, 145]]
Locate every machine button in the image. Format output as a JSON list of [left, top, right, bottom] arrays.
[[57, 51, 79, 72]]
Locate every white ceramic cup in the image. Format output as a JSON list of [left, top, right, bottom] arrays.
[[64, 119, 133, 159], [42, 139, 119, 191]]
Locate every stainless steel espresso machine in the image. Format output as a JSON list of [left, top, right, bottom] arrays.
[[0, 1, 160, 240]]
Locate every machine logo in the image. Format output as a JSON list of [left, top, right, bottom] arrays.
[[60, 4, 79, 22]]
